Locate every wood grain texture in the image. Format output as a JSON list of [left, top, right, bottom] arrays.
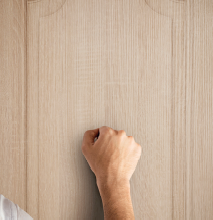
[[186, 1, 213, 219], [27, 0, 179, 219], [0, 0, 27, 211], [0, 0, 212, 219]]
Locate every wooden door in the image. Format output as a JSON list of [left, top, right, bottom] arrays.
[[1, 0, 212, 219], [0, 0, 26, 211]]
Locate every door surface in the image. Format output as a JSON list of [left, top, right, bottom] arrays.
[[1, 0, 213, 219]]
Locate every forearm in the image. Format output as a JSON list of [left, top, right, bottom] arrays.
[[97, 179, 135, 220]]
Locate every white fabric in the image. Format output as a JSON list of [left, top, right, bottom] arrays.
[[0, 195, 33, 220]]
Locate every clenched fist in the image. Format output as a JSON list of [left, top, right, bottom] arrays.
[[81, 126, 141, 189]]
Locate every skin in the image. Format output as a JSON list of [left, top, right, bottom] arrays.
[[81, 126, 142, 220]]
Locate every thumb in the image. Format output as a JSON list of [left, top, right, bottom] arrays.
[[82, 128, 99, 147]]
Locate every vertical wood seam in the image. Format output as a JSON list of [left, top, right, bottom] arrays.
[[171, 19, 174, 220], [38, 16, 40, 219], [25, 0, 28, 212]]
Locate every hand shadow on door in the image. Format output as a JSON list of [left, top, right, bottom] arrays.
[[73, 146, 104, 220]]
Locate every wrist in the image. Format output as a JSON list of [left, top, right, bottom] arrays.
[[96, 177, 130, 202], [97, 176, 130, 193]]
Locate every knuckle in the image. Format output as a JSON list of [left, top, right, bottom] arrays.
[[106, 127, 112, 133], [118, 130, 126, 136], [128, 136, 134, 141], [102, 126, 113, 135], [100, 126, 107, 129], [128, 136, 135, 144], [100, 126, 109, 131]]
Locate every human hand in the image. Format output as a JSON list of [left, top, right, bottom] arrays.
[[81, 126, 141, 189]]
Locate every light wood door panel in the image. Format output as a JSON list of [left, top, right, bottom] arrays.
[[0, 0, 212, 219], [27, 0, 178, 219], [0, 0, 27, 211], [186, 1, 213, 219]]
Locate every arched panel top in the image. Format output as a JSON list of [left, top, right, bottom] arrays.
[[145, 0, 186, 19], [28, 0, 66, 17]]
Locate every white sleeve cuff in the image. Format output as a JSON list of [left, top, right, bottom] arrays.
[[0, 194, 33, 220]]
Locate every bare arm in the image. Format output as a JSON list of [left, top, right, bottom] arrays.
[[81, 126, 141, 220], [97, 178, 134, 219]]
